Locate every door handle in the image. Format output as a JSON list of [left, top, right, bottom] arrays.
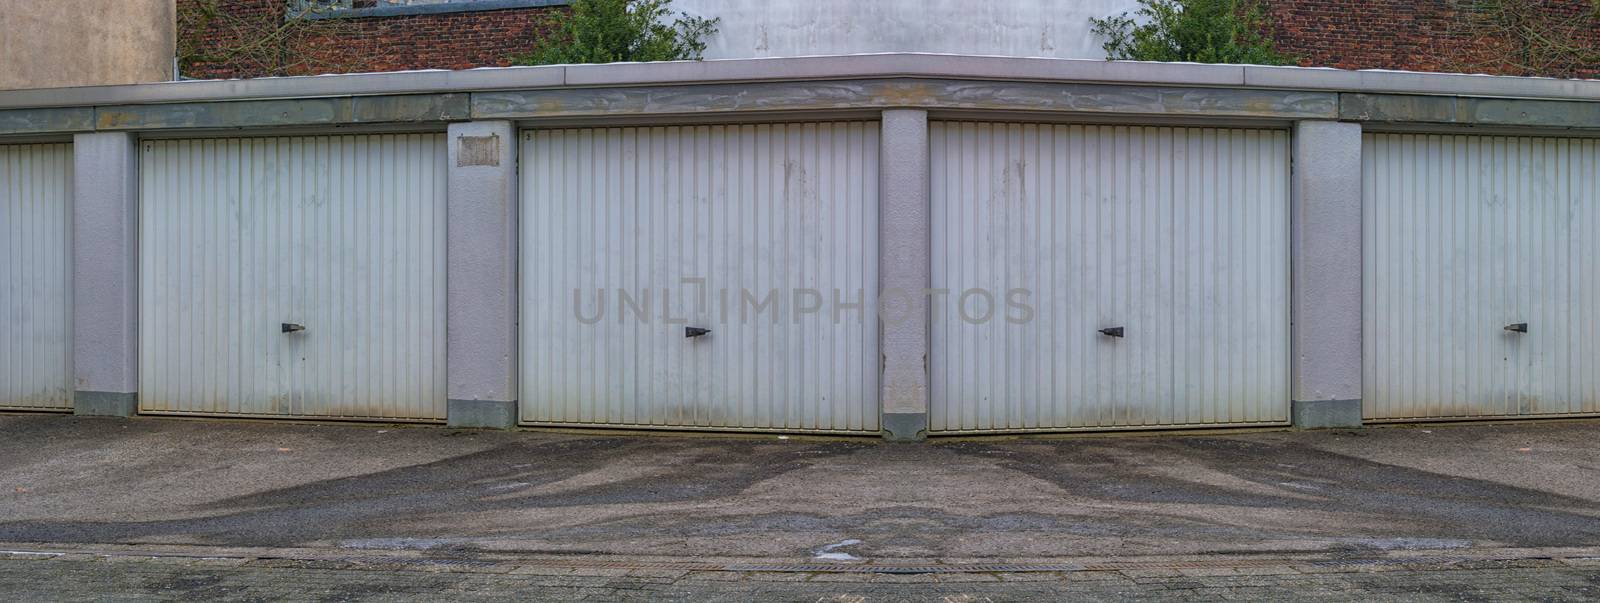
[[282, 323, 306, 334], [1504, 323, 1528, 334], [1099, 326, 1125, 338], [685, 327, 711, 338]]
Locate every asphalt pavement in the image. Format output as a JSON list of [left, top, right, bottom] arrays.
[[1, 414, 1598, 600]]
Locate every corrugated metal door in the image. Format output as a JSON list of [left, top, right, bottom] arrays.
[[0, 143, 73, 411], [140, 134, 447, 420], [520, 123, 880, 433], [1364, 133, 1598, 420], [930, 123, 1290, 432]]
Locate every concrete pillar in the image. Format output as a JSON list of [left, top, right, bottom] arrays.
[[879, 109, 930, 441], [446, 121, 520, 429], [1291, 121, 1364, 429], [72, 132, 140, 417]]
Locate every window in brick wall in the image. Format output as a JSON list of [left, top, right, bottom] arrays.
[[294, 0, 566, 18], [302, 0, 490, 8]]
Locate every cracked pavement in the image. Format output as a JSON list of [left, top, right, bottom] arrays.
[[1, 415, 1598, 600]]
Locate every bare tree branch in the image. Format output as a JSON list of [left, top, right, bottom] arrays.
[[1446, 0, 1599, 78], [179, 0, 363, 78]]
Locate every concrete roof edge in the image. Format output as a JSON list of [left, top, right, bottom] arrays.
[[0, 53, 1596, 111], [0, 67, 571, 110], [1243, 65, 1600, 102]]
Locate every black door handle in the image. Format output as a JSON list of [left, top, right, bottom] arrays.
[[1504, 323, 1528, 334], [1099, 327, 1125, 338], [282, 323, 306, 334], [685, 327, 711, 338]]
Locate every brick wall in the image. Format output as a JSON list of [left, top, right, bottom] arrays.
[[1266, 0, 1599, 79], [178, 0, 566, 79], [178, 0, 1598, 80]]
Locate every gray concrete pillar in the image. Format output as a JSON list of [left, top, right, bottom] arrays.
[[446, 121, 520, 429], [1291, 121, 1364, 429], [879, 109, 930, 441], [72, 132, 140, 417]]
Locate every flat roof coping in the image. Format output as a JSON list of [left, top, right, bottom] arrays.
[[0, 53, 1596, 111]]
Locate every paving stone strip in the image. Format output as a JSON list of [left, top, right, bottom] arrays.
[[3, 554, 1600, 602], [3, 543, 1598, 576]]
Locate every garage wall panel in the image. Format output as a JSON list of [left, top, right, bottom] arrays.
[[930, 123, 1290, 432], [521, 123, 880, 433], [0, 143, 73, 410], [140, 134, 447, 420], [1364, 133, 1598, 420]]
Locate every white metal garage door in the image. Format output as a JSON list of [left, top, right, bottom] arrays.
[[0, 143, 73, 411], [140, 134, 447, 420], [1364, 133, 1599, 420], [930, 123, 1290, 432], [520, 123, 880, 433]]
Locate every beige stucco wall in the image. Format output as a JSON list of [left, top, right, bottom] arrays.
[[0, 0, 175, 90]]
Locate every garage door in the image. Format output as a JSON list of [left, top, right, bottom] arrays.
[[140, 134, 447, 420], [520, 123, 880, 433], [930, 123, 1290, 432], [0, 143, 73, 411], [1364, 133, 1598, 420]]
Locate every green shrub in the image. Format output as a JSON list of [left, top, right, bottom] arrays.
[[514, 0, 720, 65], [1090, 0, 1294, 65]]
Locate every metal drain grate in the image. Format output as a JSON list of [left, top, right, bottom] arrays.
[[1079, 559, 1293, 571], [407, 558, 505, 569], [725, 564, 1081, 574], [1308, 557, 1472, 568]]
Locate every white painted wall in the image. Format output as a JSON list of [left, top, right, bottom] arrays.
[[671, 0, 1141, 60]]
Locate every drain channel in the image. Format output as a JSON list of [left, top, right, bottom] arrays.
[[725, 564, 1081, 574], [1, 547, 1581, 576]]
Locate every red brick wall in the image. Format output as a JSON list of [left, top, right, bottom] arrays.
[[178, 0, 566, 79], [1266, 0, 1599, 79], [178, 0, 1598, 81]]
